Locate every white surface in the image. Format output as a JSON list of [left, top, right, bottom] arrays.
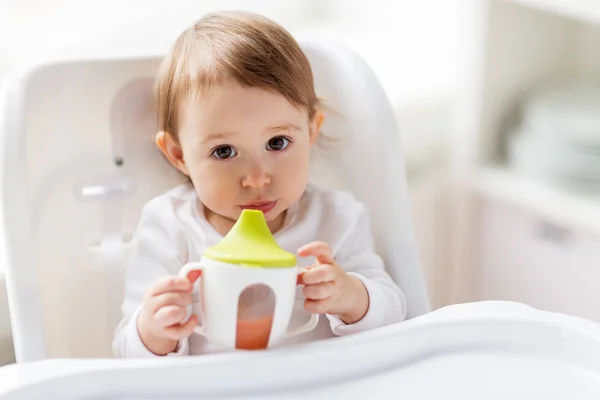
[[1, 301, 600, 399], [476, 198, 600, 322], [0, 40, 428, 362], [504, 0, 600, 24], [473, 166, 600, 236]]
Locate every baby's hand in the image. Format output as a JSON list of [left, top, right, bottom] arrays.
[[297, 242, 369, 324], [137, 271, 201, 356]]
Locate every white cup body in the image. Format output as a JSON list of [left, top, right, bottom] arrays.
[[182, 257, 300, 349]]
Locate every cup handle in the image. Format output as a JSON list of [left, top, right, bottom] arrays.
[[178, 263, 207, 337], [284, 313, 319, 338]]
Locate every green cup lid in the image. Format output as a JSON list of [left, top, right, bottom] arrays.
[[204, 209, 296, 267]]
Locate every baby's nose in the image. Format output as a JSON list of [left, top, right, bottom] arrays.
[[241, 164, 271, 188]]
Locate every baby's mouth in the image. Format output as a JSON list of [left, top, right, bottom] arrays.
[[240, 200, 278, 213]]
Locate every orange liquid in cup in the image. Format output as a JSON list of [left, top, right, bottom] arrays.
[[235, 316, 274, 350]]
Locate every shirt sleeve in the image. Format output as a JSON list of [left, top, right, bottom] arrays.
[[112, 199, 191, 357], [325, 203, 408, 335]]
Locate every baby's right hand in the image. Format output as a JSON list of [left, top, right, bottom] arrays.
[[137, 274, 199, 356]]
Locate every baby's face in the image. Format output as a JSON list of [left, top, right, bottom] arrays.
[[175, 80, 319, 232]]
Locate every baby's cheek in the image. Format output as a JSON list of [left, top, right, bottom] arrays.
[[280, 157, 309, 192], [191, 164, 228, 192], [197, 180, 232, 206]]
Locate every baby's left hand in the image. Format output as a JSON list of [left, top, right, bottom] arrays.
[[297, 241, 369, 324]]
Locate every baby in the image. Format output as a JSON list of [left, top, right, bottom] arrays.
[[113, 11, 407, 357]]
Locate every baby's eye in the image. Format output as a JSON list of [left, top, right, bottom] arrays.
[[211, 145, 237, 160], [266, 136, 291, 151]]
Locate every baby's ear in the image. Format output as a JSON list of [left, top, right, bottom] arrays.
[[309, 111, 325, 145], [155, 131, 189, 175]]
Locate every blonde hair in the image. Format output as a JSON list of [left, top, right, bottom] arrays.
[[156, 11, 321, 141]]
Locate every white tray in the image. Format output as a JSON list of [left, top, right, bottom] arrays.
[[1, 301, 600, 399]]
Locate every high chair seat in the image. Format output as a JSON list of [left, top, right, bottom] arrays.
[[0, 39, 429, 362]]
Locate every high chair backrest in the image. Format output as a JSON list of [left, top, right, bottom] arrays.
[[0, 40, 429, 362]]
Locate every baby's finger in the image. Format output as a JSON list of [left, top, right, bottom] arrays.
[[303, 298, 331, 315], [297, 241, 333, 265], [303, 282, 334, 300], [149, 276, 192, 297], [296, 265, 315, 285], [150, 292, 193, 313], [300, 264, 336, 285], [154, 305, 186, 327], [163, 315, 198, 341]]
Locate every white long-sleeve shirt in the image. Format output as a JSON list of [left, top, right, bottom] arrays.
[[113, 182, 407, 357]]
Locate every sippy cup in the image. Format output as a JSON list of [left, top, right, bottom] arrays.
[[179, 209, 319, 350]]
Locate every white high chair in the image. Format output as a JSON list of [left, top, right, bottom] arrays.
[[0, 40, 430, 363], [3, 39, 600, 400]]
